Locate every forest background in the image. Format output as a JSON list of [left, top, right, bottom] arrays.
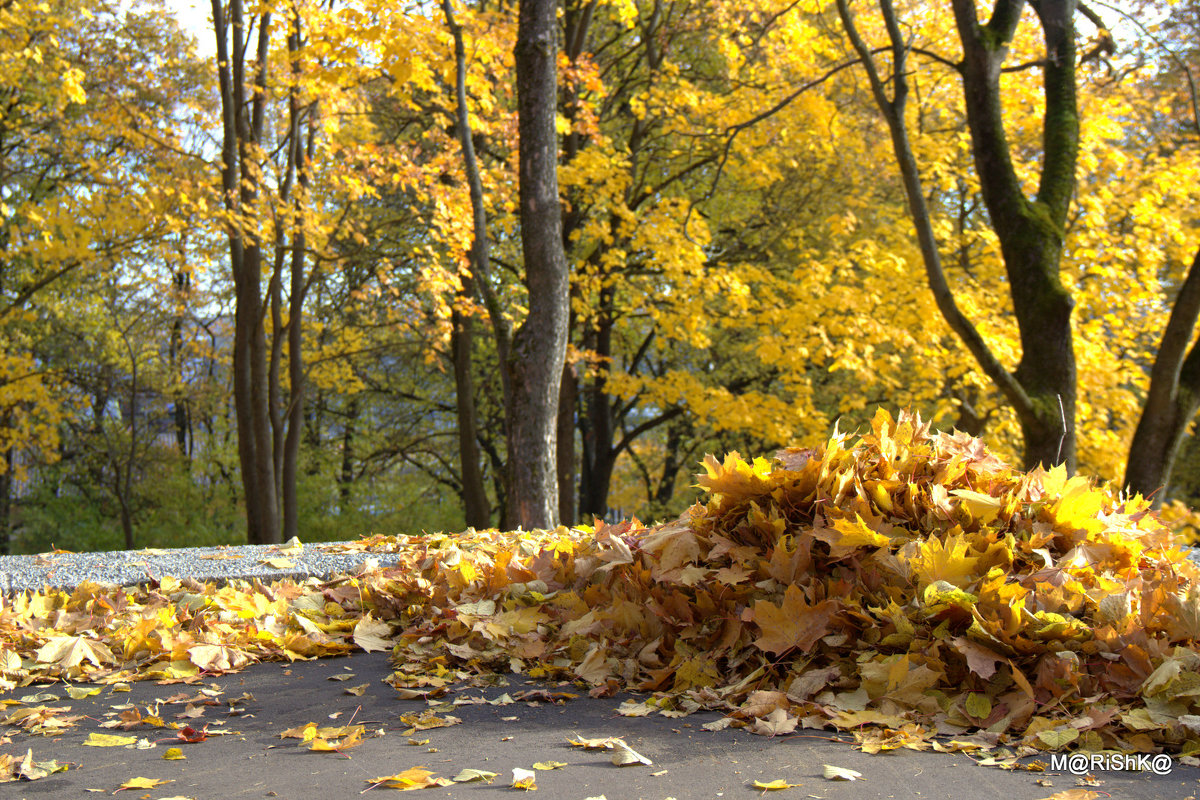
[[1, 0, 1198, 554]]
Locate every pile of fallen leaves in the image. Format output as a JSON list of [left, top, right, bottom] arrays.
[[4, 408, 1200, 762]]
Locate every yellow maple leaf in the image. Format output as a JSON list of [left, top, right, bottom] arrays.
[[748, 585, 838, 656], [906, 532, 981, 589]]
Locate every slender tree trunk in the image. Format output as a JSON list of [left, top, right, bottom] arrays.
[[281, 8, 311, 542], [452, 280, 490, 528], [556, 356, 576, 524], [339, 396, 358, 512], [0, 447, 12, 555], [1125, 246, 1200, 505], [213, 0, 280, 543]]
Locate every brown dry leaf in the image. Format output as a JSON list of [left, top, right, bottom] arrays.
[[747, 585, 837, 656]]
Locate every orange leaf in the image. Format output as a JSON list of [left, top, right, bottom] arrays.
[[748, 585, 838, 656]]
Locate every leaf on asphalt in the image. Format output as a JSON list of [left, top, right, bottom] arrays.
[[187, 644, 251, 672], [451, 768, 498, 783], [259, 557, 295, 569], [531, 761, 567, 770], [9, 748, 68, 781], [822, 764, 862, 781], [64, 686, 100, 700], [398, 710, 461, 731], [83, 732, 138, 747], [753, 778, 798, 790], [1036, 792, 1100, 800], [279, 722, 317, 741], [611, 741, 652, 766], [511, 767, 537, 790], [749, 708, 798, 737], [116, 776, 173, 791], [567, 735, 626, 750], [344, 683, 369, 696], [163, 747, 185, 760], [701, 718, 734, 732], [309, 726, 363, 751], [173, 725, 209, 743], [367, 767, 450, 790]]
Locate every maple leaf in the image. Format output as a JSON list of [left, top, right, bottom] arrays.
[[906, 532, 982, 589], [747, 584, 838, 656], [35, 635, 114, 668]]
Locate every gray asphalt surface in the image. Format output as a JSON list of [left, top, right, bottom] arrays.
[[7, 651, 1200, 800], [3, 542, 1200, 798]]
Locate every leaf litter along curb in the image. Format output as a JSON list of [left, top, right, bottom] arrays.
[[3, 409, 1200, 767]]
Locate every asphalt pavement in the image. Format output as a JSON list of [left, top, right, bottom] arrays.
[[4, 650, 1199, 800]]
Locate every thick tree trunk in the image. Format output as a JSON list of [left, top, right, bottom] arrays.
[[953, 0, 1079, 470], [837, 0, 1079, 473], [1125, 247, 1200, 505], [507, 0, 570, 529]]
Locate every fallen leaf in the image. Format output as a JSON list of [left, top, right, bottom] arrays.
[[451, 768, 498, 783], [611, 741, 652, 766], [822, 764, 862, 781], [511, 767, 537, 790], [753, 778, 798, 790], [83, 733, 138, 747], [531, 761, 567, 770], [116, 776, 173, 791]]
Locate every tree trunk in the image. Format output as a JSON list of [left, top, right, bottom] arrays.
[[339, 396, 358, 512], [0, 447, 12, 555], [509, 0, 571, 528], [837, 0, 1079, 473], [213, 0, 280, 544], [452, 281, 490, 528], [556, 356, 577, 525], [281, 8, 311, 543], [953, 0, 1079, 470], [1125, 246, 1200, 505]]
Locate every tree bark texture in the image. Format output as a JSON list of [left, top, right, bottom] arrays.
[[511, 0, 571, 529]]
